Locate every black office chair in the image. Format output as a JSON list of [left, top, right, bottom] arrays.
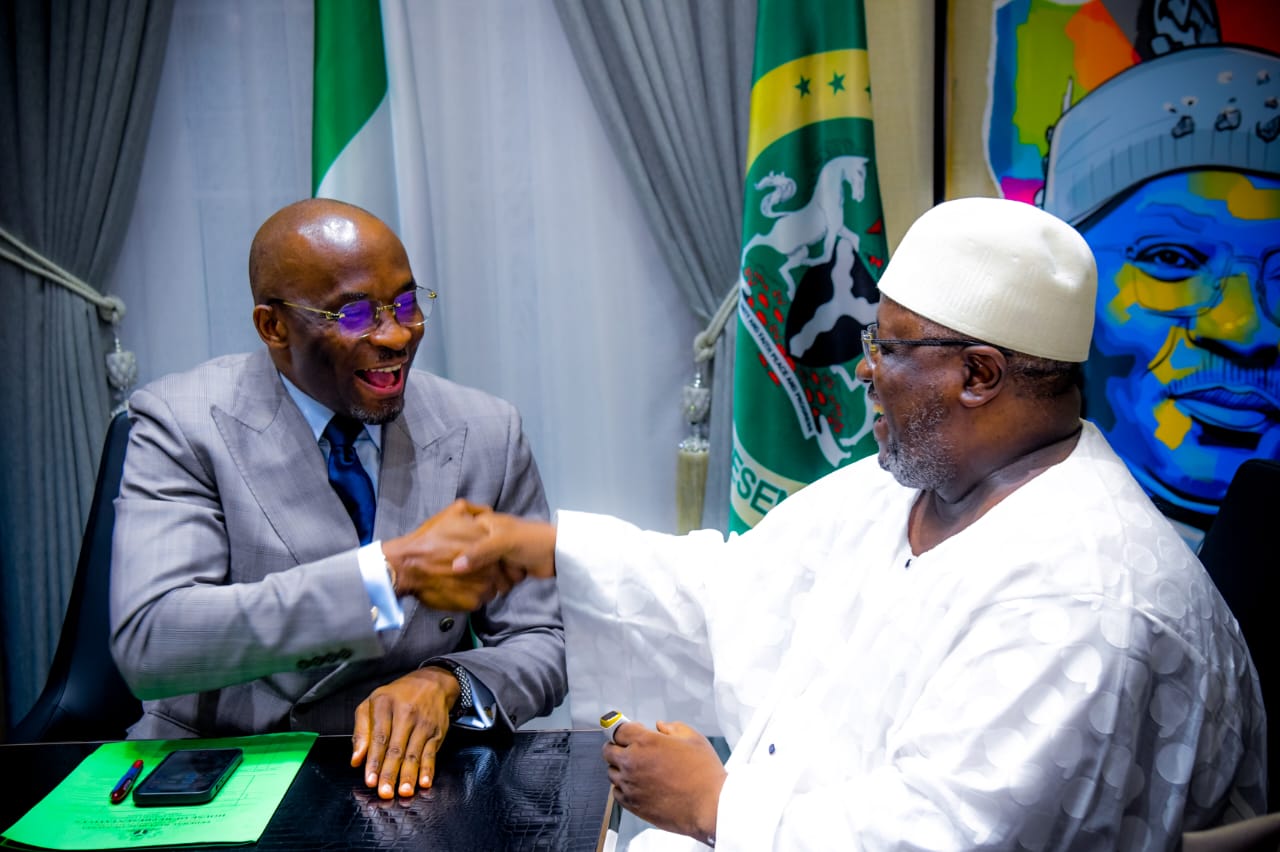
[[7, 410, 142, 742], [1195, 457, 1279, 815]]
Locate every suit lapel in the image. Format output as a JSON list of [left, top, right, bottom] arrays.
[[375, 374, 468, 640], [212, 351, 360, 565], [213, 360, 473, 704], [300, 375, 470, 704], [234, 369, 469, 705]]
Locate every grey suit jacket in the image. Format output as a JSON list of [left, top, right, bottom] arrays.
[[110, 349, 565, 738]]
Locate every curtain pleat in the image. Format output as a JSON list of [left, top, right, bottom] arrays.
[[0, 0, 174, 731], [553, 0, 755, 530]]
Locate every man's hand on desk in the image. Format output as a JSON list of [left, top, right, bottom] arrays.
[[605, 720, 726, 844], [351, 666, 461, 799]]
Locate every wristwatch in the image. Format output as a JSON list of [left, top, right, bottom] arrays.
[[447, 663, 475, 720]]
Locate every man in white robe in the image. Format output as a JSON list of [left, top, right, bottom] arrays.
[[445, 198, 1267, 850]]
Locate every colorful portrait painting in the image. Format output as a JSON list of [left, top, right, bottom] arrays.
[[985, 0, 1280, 538]]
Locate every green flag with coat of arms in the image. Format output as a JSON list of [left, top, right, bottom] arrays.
[[730, 0, 889, 532]]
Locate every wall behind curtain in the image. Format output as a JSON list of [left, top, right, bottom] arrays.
[[108, 0, 698, 533]]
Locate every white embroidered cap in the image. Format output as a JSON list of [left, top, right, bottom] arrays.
[[876, 197, 1098, 362]]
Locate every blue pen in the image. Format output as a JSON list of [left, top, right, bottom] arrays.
[[110, 759, 144, 804]]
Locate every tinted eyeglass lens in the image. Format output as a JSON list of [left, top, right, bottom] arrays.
[[394, 290, 426, 325], [336, 300, 376, 335], [330, 289, 434, 336]]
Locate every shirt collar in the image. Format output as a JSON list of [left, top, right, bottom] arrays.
[[279, 374, 383, 452]]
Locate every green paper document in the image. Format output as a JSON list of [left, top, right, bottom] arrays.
[[1, 732, 316, 850]]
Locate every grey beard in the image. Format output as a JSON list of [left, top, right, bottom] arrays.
[[879, 397, 955, 491], [348, 397, 405, 426]]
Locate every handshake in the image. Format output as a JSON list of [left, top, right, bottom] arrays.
[[379, 500, 558, 612]]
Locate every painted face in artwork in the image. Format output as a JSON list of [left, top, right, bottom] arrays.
[[1080, 170, 1280, 517]]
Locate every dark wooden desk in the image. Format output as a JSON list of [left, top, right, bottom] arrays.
[[0, 730, 612, 851]]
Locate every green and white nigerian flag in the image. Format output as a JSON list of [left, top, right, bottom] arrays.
[[312, 0, 397, 220], [730, 0, 888, 532]]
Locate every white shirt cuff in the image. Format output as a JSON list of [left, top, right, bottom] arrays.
[[359, 540, 404, 631]]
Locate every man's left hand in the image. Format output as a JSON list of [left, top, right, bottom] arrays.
[[605, 720, 726, 843], [351, 666, 461, 799]]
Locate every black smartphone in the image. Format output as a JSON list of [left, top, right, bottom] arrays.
[[132, 747, 244, 807]]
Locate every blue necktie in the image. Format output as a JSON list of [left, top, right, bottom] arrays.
[[324, 416, 376, 545]]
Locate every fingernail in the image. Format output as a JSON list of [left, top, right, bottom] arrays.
[[421, 774, 431, 787], [452, 556, 469, 571], [380, 782, 393, 797], [400, 782, 413, 796], [367, 773, 377, 786]]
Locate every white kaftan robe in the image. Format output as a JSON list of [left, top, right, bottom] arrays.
[[555, 422, 1265, 851]]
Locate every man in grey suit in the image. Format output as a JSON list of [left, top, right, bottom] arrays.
[[110, 198, 566, 801]]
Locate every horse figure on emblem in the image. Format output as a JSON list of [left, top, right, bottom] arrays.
[[740, 155, 868, 300]]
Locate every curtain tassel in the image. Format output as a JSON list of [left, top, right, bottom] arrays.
[[676, 365, 711, 534]]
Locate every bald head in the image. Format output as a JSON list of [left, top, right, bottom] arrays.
[[248, 198, 422, 423], [248, 198, 398, 304]]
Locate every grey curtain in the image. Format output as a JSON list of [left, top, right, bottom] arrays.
[[0, 0, 174, 729], [553, 0, 756, 531]]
